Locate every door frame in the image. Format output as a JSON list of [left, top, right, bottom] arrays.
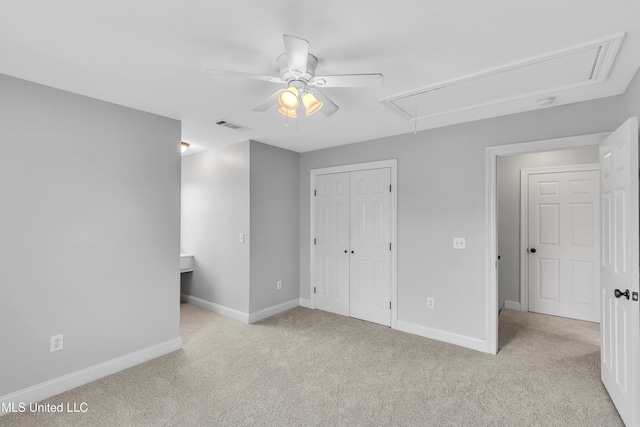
[[519, 163, 600, 314], [310, 159, 398, 328], [485, 132, 608, 354]]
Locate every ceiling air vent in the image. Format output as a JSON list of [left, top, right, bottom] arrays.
[[215, 120, 250, 131], [381, 33, 625, 121]]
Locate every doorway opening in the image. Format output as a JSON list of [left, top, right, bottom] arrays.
[[497, 151, 600, 322], [485, 132, 609, 354]]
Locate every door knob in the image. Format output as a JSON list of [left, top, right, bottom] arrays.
[[344, 250, 347, 253], [614, 289, 630, 300], [530, 248, 536, 253]]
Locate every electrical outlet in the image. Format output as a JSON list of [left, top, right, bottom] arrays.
[[453, 237, 466, 249], [276, 280, 282, 290], [50, 334, 64, 352], [427, 298, 435, 309]]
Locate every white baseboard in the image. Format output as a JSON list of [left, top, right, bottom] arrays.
[[396, 321, 488, 353], [299, 298, 312, 308], [248, 298, 300, 323], [0, 337, 182, 415], [180, 294, 249, 323], [503, 300, 522, 311]]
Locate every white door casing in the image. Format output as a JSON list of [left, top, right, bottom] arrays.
[[599, 117, 639, 427], [349, 169, 392, 326], [314, 172, 350, 316], [526, 168, 600, 322]]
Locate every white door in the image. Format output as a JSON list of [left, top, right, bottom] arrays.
[[527, 169, 600, 322], [600, 117, 640, 426], [313, 168, 392, 327], [314, 172, 350, 316], [349, 169, 391, 326]]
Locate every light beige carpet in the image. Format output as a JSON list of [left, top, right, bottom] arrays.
[[0, 305, 622, 426]]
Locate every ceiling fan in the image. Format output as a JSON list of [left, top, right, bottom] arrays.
[[207, 34, 384, 118]]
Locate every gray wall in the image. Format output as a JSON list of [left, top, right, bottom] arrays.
[[181, 141, 251, 313], [300, 95, 626, 340], [249, 141, 300, 312], [0, 74, 181, 396], [496, 146, 599, 309], [180, 140, 300, 315], [624, 68, 640, 127]]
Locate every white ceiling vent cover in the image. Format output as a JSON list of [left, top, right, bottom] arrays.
[[381, 33, 624, 121], [215, 120, 250, 131]]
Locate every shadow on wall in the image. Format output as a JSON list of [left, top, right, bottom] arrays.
[[180, 273, 193, 296]]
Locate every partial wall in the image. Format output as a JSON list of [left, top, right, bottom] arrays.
[[181, 141, 251, 313], [0, 74, 181, 399]]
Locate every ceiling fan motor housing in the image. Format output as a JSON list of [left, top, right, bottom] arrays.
[[277, 53, 318, 84]]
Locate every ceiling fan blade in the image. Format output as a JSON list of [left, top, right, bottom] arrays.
[[252, 90, 282, 112], [310, 73, 384, 88], [283, 35, 309, 78], [308, 88, 339, 117], [206, 69, 284, 84]]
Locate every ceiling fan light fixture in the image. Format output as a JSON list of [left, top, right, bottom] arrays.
[[278, 86, 299, 109], [278, 106, 297, 118], [302, 92, 323, 116], [181, 141, 190, 153]]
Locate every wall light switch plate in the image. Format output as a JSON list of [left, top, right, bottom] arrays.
[[453, 237, 466, 249], [239, 233, 244, 244]]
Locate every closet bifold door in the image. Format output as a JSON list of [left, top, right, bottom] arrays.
[[313, 168, 392, 327], [314, 172, 350, 316], [348, 168, 391, 327]]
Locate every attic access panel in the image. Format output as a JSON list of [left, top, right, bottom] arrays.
[[382, 34, 624, 121]]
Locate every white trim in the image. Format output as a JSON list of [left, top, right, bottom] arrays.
[[299, 298, 312, 308], [396, 321, 487, 353], [248, 298, 300, 323], [485, 148, 499, 354], [503, 300, 522, 311], [0, 338, 182, 415], [180, 294, 249, 323], [519, 164, 599, 313], [309, 159, 398, 328], [486, 132, 608, 354]]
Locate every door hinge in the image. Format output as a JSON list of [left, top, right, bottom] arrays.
[[314, 189, 316, 196], [314, 287, 317, 294], [389, 301, 391, 309], [389, 242, 391, 251], [314, 238, 316, 245], [389, 184, 391, 192], [633, 291, 639, 302]]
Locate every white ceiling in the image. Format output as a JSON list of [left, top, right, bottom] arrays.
[[1, 0, 639, 154]]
